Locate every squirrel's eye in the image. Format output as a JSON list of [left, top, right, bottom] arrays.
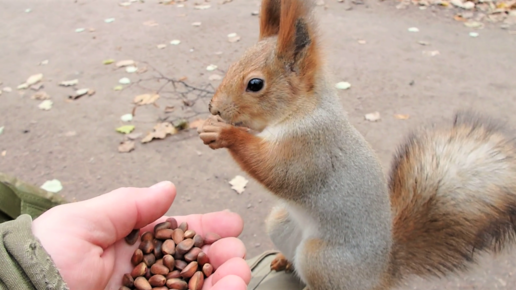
[[247, 78, 264, 92]]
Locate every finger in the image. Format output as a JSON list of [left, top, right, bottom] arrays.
[[203, 265, 250, 290], [69, 181, 176, 247], [200, 132, 218, 144], [203, 237, 246, 269]]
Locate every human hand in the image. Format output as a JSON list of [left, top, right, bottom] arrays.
[[32, 181, 250, 290]]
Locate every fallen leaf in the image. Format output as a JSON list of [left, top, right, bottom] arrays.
[[229, 175, 248, 194], [143, 20, 159, 27], [209, 74, 222, 81], [118, 140, 135, 153], [17, 83, 29, 90], [227, 33, 241, 43], [127, 132, 143, 140], [26, 73, 43, 86], [119, 77, 131, 84], [119, 1, 131, 7], [157, 44, 167, 49], [75, 28, 85, 33], [103, 59, 115, 65], [69, 88, 89, 100], [137, 67, 148, 74], [125, 66, 138, 73], [59, 79, 79, 87], [464, 21, 483, 28], [113, 85, 124, 91], [1, 151, 5, 157], [335, 82, 351, 90], [408, 27, 420, 32], [133, 94, 160, 105], [25, 8, 31, 13], [394, 114, 410, 120], [87, 89, 95, 96], [41, 179, 63, 193], [188, 119, 205, 129], [31, 92, 50, 100], [141, 122, 177, 143], [365, 111, 381, 122], [2, 87, 12, 93], [164, 106, 175, 113], [30, 83, 44, 91], [469, 31, 479, 37], [454, 14, 467, 21], [116, 60, 135, 67], [170, 39, 181, 45], [194, 4, 211, 9], [357, 39, 367, 44], [422, 50, 440, 56], [38, 100, 53, 110], [40, 60, 49, 65], [116, 125, 136, 134], [105, 18, 115, 23], [206, 64, 218, 71], [192, 22, 202, 27], [121, 113, 133, 122], [88, 28, 96, 32], [0, 127, 3, 135]]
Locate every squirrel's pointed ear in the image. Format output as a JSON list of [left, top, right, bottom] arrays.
[[276, 0, 315, 70], [259, 0, 281, 39]]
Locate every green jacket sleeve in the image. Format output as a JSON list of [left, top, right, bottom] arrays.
[[0, 215, 69, 290]]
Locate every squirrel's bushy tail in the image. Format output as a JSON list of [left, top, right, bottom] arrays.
[[388, 111, 516, 283]]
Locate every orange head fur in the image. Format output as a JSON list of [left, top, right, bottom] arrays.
[[209, 0, 321, 132]]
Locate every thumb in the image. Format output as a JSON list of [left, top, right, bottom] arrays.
[[69, 181, 176, 247]]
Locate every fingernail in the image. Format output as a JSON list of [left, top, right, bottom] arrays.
[[151, 181, 173, 189]]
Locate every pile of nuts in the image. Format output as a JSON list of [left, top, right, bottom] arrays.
[[121, 218, 221, 290]]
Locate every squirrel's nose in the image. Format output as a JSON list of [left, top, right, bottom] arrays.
[[209, 103, 220, 116]]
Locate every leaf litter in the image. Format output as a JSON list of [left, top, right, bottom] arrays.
[[38, 100, 53, 110], [116, 125, 135, 134], [41, 179, 63, 193], [141, 122, 177, 143], [133, 93, 160, 105], [59, 79, 79, 87], [365, 111, 381, 122], [31, 92, 50, 100], [229, 175, 249, 194], [118, 140, 135, 153]]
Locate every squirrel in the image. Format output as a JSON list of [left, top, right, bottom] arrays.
[[197, 0, 516, 289]]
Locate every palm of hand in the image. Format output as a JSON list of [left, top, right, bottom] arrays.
[[32, 182, 250, 290]]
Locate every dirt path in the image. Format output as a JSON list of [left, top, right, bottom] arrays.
[[1, 0, 515, 288]]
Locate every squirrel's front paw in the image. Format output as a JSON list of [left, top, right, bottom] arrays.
[[271, 253, 294, 273], [198, 115, 233, 149]]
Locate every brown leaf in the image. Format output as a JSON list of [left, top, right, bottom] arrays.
[[141, 123, 177, 143], [118, 140, 135, 153], [133, 94, 160, 105], [188, 119, 205, 129], [394, 114, 410, 120], [31, 92, 50, 100]]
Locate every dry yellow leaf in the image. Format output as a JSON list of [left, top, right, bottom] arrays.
[[133, 94, 160, 105], [394, 114, 410, 120], [141, 122, 177, 143]]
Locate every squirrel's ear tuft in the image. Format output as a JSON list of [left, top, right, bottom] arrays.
[[276, 0, 317, 71], [259, 0, 282, 39]]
